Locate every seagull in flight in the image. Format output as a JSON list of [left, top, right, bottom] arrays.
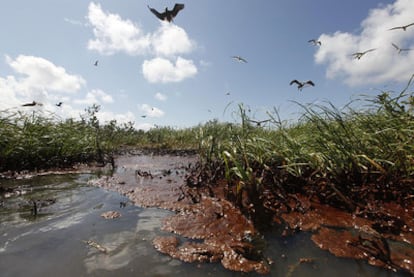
[[94, 60, 98, 66], [148, 3, 185, 22], [352, 48, 376, 60], [290, 80, 315, 91], [391, 43, 411, 54], [232, 56, 248, 63], [389, 22, 414, 31], [308, 39, 322, 46], [56, 102, 63, 107]]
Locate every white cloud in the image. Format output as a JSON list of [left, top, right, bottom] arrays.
[[86, 3, 195, 58], [139, 104, 164, 118], [87, 2, 150, 55], [5, 55, 85, 94], [315, 0, 414, 86], [142, 56, 197, 83], [154, 92, 167, 101], [85, 2, 198, 84], [151, 22, 195, 56], [0, 55, 85, 110], [74, 89, 114, 105], [0, 54, 141, 131]]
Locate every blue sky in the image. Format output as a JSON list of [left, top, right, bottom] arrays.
[[1, 0, 413, 130]]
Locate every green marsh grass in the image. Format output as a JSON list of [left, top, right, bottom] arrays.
[[0, 105, 139, 171], [196, 85, 414, 214], [1, 84, 413, 216]]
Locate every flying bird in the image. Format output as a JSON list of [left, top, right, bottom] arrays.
[[248, 119, 271, 127], [232, 56, 248, 63], [290, 80, 315, 91], [56, 102, 63, 107], [308, 39, 322, 46], [351, 48, 376, 60], [389, 22, 414, 31], [148, 3, 185, 22], [391, 43, 411, 54], [94, 60, 98, 66], [141, 115, 147, 118], [22, 101, 40, 107]]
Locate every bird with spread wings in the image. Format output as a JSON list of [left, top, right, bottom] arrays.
[[290, 80, 315, 91], [352, 48, 376, 60], [391, 43, 411, 54], [389, 22, 414, 31], [232, 56, 248, 63], [308, 39, 322, 46], [148, 3, 185, 22]]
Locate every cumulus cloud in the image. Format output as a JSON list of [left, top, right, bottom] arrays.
[[73, 89, 114, 105], [86, 2, 195, 58], [151, 22, 195, 56], [87, 2, 150, 55], [315, 0, 414, 86], [0, 55, 85, 110], [5, 55, 85, 94], [139, 104, 164, 118], [86, 2, 198, 83], [142, 56, 197, 83], [154, 92, 167, 101], [0, 54, 140, 131]]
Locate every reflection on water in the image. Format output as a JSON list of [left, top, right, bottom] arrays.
[[0, 173, 410, 277]]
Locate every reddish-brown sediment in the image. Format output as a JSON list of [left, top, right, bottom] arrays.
[[88, 153, 414, 275], [280, 195, 414, 274], [89, 153, 269, 274], [311, 227, 414, 273]]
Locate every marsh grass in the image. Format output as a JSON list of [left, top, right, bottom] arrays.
[[1, 83, 413, 216], [0, 105, 138, 171], [195, 83, 414, 217]]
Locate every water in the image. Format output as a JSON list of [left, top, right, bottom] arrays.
[[0, 173, 410, 277]]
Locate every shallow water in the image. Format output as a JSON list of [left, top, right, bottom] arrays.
[[0, 171, 411, 276]]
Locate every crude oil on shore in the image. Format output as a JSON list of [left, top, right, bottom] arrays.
[[0, 151, 413, 276]]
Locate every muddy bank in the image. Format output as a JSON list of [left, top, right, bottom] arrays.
[[87, 152, 414, 275], [279, 195, 414, 273]]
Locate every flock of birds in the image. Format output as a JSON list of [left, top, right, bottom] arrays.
[[21, 3, 414, 110], [291, 22, 414, 91], [348, 23, 414, 60]]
